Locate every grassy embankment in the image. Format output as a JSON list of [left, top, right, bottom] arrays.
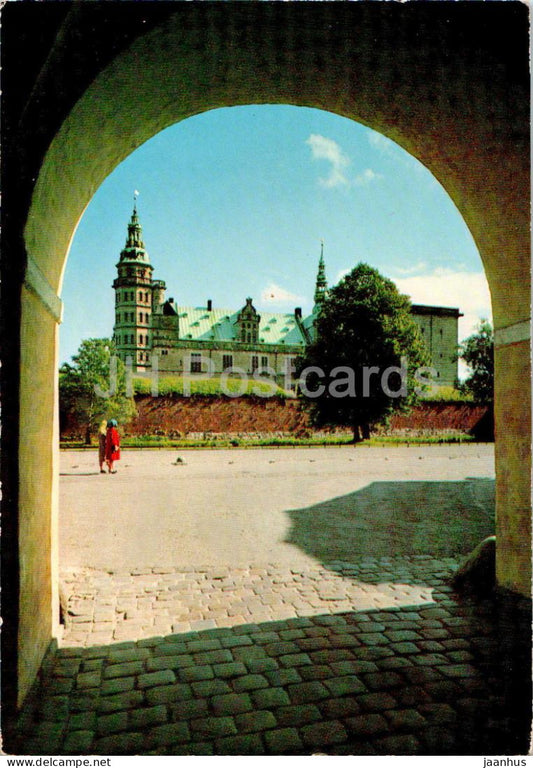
[[61, 379, 477, 449]]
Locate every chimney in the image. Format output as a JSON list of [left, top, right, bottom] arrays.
[[294, 307, 302, 319], [207, 299, 212, 311]]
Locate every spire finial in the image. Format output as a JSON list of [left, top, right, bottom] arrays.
[[133, 189, 139, 213], [314, 241, 328, 307]]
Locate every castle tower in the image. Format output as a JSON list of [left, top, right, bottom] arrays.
[[112, 200, 154, 372], [313, 241, 328, 309]]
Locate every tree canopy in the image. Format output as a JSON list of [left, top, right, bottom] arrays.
[[458, 320, 494, 403], [59, 338, 136, 443], [297, 263, 429, 440]]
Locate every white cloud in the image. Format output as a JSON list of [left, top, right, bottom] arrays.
[[354, 168, 382, 185], [306, 134, 382, 189], [393, 261, 428, 276], [260, 282, 305, 306], [392, 268, 492, 343], [368, 131, 397, 155], [367, 129, 438, 183], [306, 134, 350, 188]]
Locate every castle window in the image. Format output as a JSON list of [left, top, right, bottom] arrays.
[[139, 334, 144, 346], [261, 356, 268, 369], [139, 312, 142, 323], [145, 292, 149, 303], [130, 334, 134, 345], [223, 354, 233, 371], [251, 355, 259, 372], [190, 353, 202, 373], [247, 333, 251, 343], [145, 335, 149, 346]]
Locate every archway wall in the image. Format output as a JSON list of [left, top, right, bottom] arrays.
[[19, 289, 60, 702], [12, 3, 530, 708]]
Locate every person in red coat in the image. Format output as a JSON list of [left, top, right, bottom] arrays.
[[105, 419, 121, 474]]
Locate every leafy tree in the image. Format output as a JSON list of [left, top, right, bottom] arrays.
[[458, 320, 494, 403], [297, 263, 429, 441], [59, 338, 136, 444]]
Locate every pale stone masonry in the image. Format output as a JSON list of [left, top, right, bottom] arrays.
[[113, 204, 461, 386]]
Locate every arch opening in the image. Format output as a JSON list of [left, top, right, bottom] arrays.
[[57, 102, 490, 581]]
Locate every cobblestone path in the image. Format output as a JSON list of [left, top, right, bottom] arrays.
[[11, 556, 531, 756]]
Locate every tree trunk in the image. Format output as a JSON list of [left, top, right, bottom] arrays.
[[84, 426, 92, 446], [361, 422, 371, 440], [352, 423, 362, 443]]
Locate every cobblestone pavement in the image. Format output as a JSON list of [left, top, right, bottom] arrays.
[[11, 556, 531, 756]]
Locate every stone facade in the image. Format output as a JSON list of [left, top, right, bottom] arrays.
[[113, 206, 461, 387], [410, 305, 462, 387]]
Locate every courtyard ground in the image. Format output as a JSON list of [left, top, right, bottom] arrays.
[[59, 444, 496, 569], [10, 445, 531, 755]]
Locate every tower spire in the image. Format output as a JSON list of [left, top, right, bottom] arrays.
[[120, 196, 149, 262], [314, 240, 328, 307]]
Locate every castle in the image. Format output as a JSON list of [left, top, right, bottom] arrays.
[[112, 204, 461, 387]]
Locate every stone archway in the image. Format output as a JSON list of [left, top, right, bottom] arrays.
[[3, 2, 529, 713]]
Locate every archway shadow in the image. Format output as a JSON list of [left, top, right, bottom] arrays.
[[284, 479, 495, 581], [9, 590, 530, 757]]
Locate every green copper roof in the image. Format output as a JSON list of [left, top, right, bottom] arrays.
[[176, 305, 311, 345]]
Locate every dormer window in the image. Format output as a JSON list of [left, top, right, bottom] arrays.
[[236, 298, 260, 345]]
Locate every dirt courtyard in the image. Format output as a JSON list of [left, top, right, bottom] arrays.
[[60, 444, 495, 571]]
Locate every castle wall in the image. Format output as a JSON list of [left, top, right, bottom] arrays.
[[152, 342, 302, 387], [411, 311, 460, 387]]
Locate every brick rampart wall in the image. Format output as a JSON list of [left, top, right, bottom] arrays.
[[61, 396, 489, 439]]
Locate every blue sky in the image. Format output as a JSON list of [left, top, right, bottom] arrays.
[[60, 105, 491, 368]]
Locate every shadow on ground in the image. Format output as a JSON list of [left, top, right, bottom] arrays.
[[8, 586, 530, 757], [284, 479, 495, 568]]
